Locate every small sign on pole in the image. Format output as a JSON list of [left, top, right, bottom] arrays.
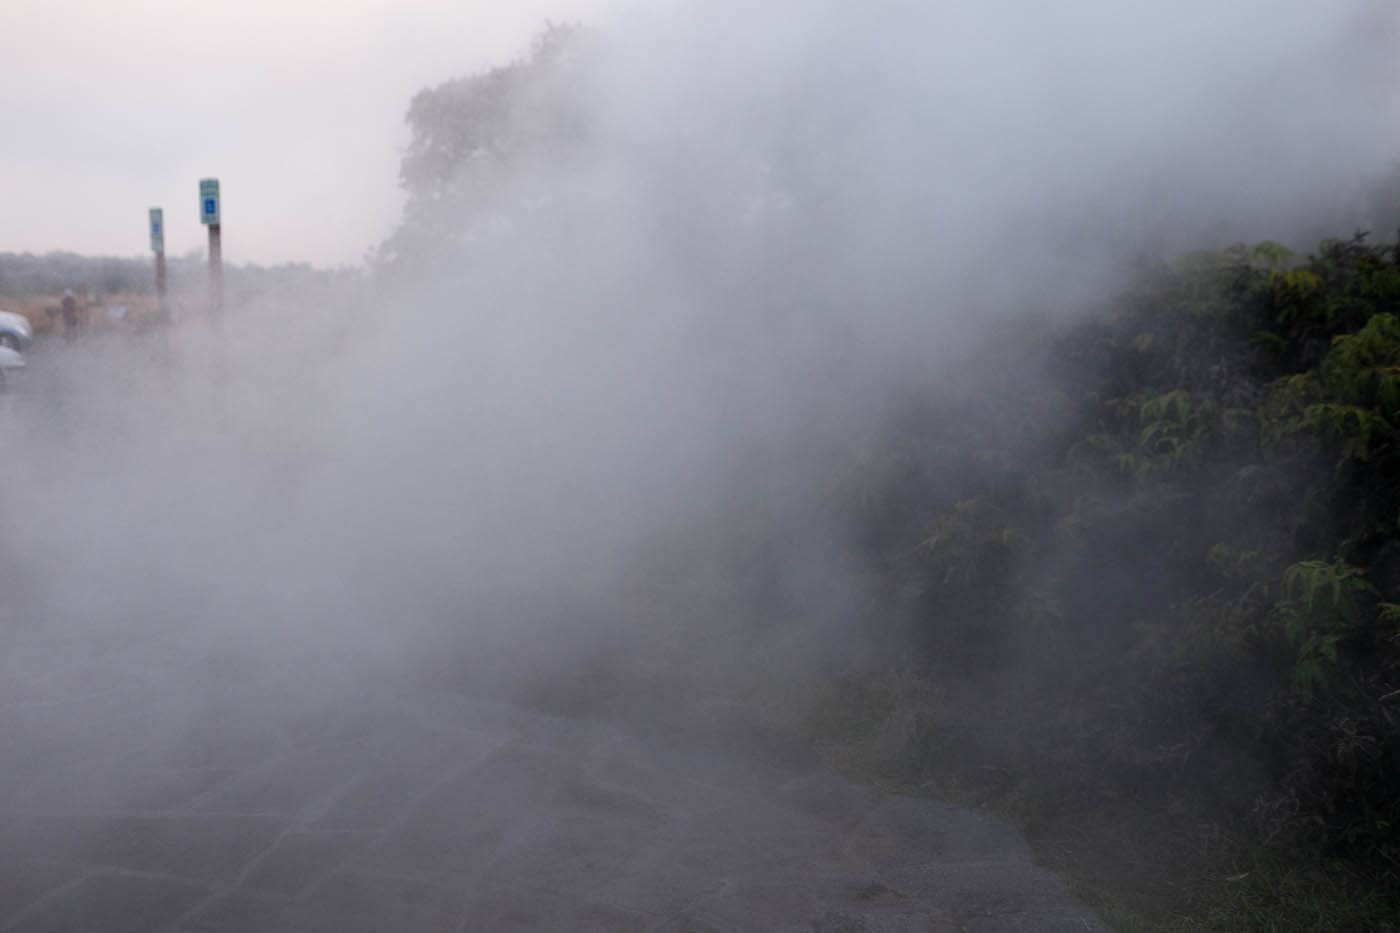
[[150, 207, 168, 322], [149, 207, 164, 253], [199, 178, 220, 226], [200, 178, 223, 313]]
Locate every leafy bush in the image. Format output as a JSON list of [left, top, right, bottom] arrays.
[[817, 234, 1400, 925]]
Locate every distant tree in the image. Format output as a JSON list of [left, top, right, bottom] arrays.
[[379, 24, 587, 271], [0, 252, 148, 297], [0, 250, 342, 306]]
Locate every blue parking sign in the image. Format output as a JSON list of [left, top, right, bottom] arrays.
[[199, 178, 221, 225], [149, 207, 164, 252]]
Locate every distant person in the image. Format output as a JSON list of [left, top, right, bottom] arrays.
[[61, 289, 79, 338]]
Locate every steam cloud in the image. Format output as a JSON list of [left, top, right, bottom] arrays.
[[0, 0, 1396, 778]]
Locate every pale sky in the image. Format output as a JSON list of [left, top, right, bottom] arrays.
[[0, 0, 628, 266]]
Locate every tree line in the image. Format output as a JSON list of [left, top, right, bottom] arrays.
[[0, 250, 345, 302]]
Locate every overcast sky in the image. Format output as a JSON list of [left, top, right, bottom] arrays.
[[0, 0, 629, 266]]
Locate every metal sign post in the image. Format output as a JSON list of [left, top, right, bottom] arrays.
[[199, 178, 222, 314], [149, 207, 167, 324]]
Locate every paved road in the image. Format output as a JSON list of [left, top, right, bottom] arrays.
[[0, 643, 1107, 933]]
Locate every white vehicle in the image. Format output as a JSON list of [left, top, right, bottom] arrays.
[[0, 311, 33, 352], [0, 345, 24, 392]]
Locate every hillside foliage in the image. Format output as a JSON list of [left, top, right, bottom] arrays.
[[819, 234, 1400, 925]]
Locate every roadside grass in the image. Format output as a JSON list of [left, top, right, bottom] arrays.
[[0, 293, 161, 335], [743, 668, 1399, 933], [515, 628, 1399, 931]]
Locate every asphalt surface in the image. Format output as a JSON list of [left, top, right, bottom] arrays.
[[0, 343, 1107, 931], [0, 638, 1110, 933]]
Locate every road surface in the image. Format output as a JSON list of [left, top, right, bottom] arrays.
[[0, 638, 1108, 933]]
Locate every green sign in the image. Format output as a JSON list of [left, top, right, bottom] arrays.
[[199, 178, 220, 226], [149, 207, 164, 253]]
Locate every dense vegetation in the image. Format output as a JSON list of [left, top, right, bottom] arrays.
[[793, 234, 1400, 929]]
